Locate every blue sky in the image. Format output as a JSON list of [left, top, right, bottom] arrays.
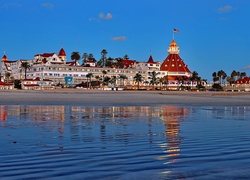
[[0, 0, 250, 81]]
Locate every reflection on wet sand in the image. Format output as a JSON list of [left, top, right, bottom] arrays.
[[1, 105, 250, 179], [1, 105, 249, 161]]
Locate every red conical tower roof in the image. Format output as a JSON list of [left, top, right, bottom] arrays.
[[147, 55, 155, 63], [2, 54, 8, 62], [160, 39, 191, 73], [58, 48, 66, 56]]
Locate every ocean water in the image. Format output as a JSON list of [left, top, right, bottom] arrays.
[[1, 105, 250, 179]]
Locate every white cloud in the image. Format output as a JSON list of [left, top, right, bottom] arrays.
[[99, 13, 113, 20], [0, 3, 21, 9], [105, 13, 112, 20], [88, 18, 96, 21], [89, 13, 113, 22], [112, 36, 127, 41], [218, 5, 232, 13], [42, 3, 54, 10], [243, 65, 250, 70]]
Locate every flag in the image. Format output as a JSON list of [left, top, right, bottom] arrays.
[[173, 29, 179, 33]]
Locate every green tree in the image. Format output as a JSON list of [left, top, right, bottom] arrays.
[[119, 74, 128, 87], [88, 53, 96, 62], [82, 52, 88, 65], [103, 76, 111, 86], [133, 73, 143, 90], [71, 52, 81, 66], [217, 70, 227, 85], [115, 57, 124, 68], [86, 73, 94, 89], [148, 71, 160, 90], [14, 79, 21, 89], [101, 49, 108, 67], [5, 72, 11, 83], [240, 72, 246, 79], [212, 72, 219, 84], [231, 70, 237, 81], [123, 54, 129, 60], [21, 61, 31, 79]]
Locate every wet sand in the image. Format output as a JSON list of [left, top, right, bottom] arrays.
[[0, 89, 250, 106]]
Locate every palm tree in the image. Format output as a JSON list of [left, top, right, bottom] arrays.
[[148, 71, 160, 90], [106, 57, 113, 67], [101, 49, 108, 67], [212, 72, 219, 84], [236, 71, 240, 80], [103, 76, 111, 86], [115, 57, 124, 68], [102, 70, 107, 89], [95, 75, 100, 86], [21, 61, 31, 79], [110, 76, 117, 88], [119, 74, 128, 87], [123, 54, 129, 60], [217, 70, 227, 85], [240, 72, 246, 79], [5, 72, 11, 83], [231, 70, 237, 82], [190, 71, 200, 89], [88, 53, 96, 62], [82, 52, 88, 65], [71, 52, 81, 66], [86, 73, 94, 89], [133, 73, 143, 90]]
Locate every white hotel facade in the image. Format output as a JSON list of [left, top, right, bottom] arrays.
[[1, 40, 193, 89]]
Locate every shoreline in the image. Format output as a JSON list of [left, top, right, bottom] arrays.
[[1, 89, 250, 106]]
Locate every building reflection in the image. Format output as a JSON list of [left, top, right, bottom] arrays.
[[2, 105, 250, 162], [159, 106, 188, 165], [0, 106, 7, 121]]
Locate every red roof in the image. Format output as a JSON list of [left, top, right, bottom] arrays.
[[147, 55, 155, 64], [67, 61, 77, 66], [22, 77, 52, 82], [35, 53, 55, 58], [58, 48, 66, 56], [0, 81, 13, 86], [235, 77, 250, 84], [160, 54, 191, 73], [2, 55, 8, 61], [122, 59, 135, 68]]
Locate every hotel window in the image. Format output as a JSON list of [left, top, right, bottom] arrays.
[[172, 64, 175, 67]]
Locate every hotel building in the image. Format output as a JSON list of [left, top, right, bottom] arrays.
[[1, 39, 193, 90]]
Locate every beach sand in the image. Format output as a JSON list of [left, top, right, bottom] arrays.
[[1, 89, 250, 106]]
